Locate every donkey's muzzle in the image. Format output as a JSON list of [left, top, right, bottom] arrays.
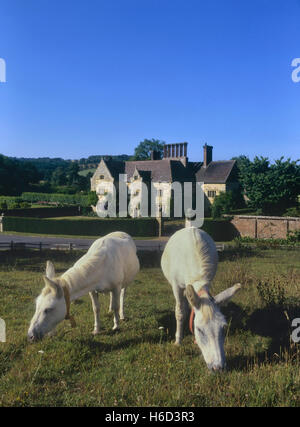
[[27, 330, 42, 343]]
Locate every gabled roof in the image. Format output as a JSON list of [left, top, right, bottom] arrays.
[[195, 160, 236, 184], [103, 159, 125, 181], [125, 160, 172, 182], [91, 157, 237, 186], [125, 159, 193, 182], [91, 159, 125, 182]]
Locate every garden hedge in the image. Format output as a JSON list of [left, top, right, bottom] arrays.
[[3, 206, 85, 218], [201, 218, 238, 241], [21, 192, 90, 206], [3, 216, 159, 237]]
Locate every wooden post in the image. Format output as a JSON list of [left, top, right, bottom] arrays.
[[39, 242, 42, 251], [157, 206, 163, 237], [0, 214, 3, 233]]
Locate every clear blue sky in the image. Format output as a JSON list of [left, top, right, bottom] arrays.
[[0, 0, 299, 162]]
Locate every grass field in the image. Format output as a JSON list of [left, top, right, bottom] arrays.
[[0, 247, 299, 407]]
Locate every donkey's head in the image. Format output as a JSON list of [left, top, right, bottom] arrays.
[[186, 283, 241, 371], [28, 261, 67, 342]]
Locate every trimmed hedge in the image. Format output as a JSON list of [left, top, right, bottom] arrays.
[[3, 216, 159, 237], [3, 206, 86, 218], [21, 192, 90, 206]]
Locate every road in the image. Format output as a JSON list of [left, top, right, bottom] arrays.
[[0, 233, 169, 251]]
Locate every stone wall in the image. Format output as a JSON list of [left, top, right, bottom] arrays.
[[230, 215, 300, 239]]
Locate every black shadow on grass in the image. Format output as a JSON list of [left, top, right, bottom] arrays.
[[77, 333, 162, 354], [226, 303, 300, 372], [0, 249, 82, 272], [218, 247, 261, 262]]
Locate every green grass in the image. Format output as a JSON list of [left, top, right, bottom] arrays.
[[78, 168, 96, 176], [0, 248, 299, 407]]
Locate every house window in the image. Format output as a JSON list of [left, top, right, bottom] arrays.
[[100, 175, 105, 179], [207, 190, 216, 198], [158, 190, 163, 197]]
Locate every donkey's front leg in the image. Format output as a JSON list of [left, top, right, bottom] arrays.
[[89, 291, 100, 335], [111, 288, 121, 331], [174, 287, 186, 345]]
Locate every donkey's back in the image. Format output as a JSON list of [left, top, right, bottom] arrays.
[[62, 231, 140, 292], [161, 227, 218, 290]]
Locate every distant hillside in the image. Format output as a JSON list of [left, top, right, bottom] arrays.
[[11, 154, 131, 180]]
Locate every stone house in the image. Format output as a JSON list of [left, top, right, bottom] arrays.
[[90, 143, 238, 217]]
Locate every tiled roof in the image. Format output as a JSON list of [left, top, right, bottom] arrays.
[[125, 160, 172, 182], [91, 158, 237, 185], [195, 160, 236, 183]]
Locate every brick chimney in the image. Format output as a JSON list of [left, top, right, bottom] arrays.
[[163, 142, 188, 159], [203, 143, 213, 167]]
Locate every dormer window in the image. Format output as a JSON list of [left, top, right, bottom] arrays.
[[100, 175, 105, 179]]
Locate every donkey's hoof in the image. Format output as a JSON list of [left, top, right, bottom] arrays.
[[174, 341, 181, 346], [92, 330, 100, 336]]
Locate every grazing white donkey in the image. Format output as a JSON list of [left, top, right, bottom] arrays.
[[161, 227, 241, 371], [28, 232, 140, 342]]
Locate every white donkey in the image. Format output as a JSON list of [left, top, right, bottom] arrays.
[[161, 227, 241, 371], [28, 232, 140, 342]]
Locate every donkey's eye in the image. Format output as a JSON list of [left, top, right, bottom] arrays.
[[196, 328, 207, 343]]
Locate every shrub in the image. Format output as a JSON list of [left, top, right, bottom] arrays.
[[283, 207, 300, 217], [202, 217, 238, 241], [257, 278, 286, 308], [211, 191, 235, 218]]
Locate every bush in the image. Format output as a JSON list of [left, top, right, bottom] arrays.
[[257, 278, 286, 308], [283, 207, 300, 217], [3, 216, 159, 237], [0, 196, 22, 209]]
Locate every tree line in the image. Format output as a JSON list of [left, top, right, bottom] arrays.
[[1, 139, 299, 217]]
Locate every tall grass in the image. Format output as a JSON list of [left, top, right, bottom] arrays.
[[0, 248, 299, 406]]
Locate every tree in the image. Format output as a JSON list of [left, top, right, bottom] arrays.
[[0, 154, 40, 195], [132, 139, 165, 160], [67, 162, 80, 186], [234, 155, 300, 215], [51, 167, 67, 186]]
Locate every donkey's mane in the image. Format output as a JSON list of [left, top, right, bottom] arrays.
[[199, 295, 226, 325]]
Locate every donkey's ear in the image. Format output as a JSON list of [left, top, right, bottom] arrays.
[[214, 283, 242, 306], [186, 285, 201, 309], [43, 276, 63, 298], [46, 261, 55, 279]]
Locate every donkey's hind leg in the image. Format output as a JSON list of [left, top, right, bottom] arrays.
[[89, 291, 100, 335], [119, 288, 126, 320], [108, 292, 113, 313]]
